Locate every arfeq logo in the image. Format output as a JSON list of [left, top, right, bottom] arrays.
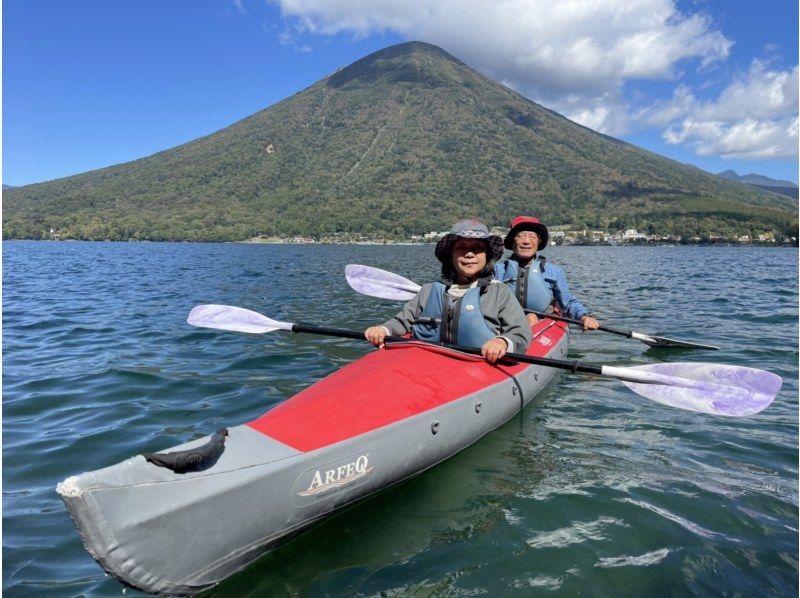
[[298, 454, 373, 497]]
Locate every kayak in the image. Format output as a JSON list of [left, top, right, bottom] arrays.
[[60, 319, 567, 594], [57, 317, 569, 595]]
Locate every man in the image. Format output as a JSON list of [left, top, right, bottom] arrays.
[[494, 216, 600, 330]]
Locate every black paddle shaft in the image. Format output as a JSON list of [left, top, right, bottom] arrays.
[[526, 311, 719, 350], [527, 310, 633, 338], [290, 323, 603, 375]]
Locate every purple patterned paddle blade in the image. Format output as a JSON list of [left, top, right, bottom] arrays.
[[187, 304, 293, 334], [605, 362, 782, 416], [345, 264, 420, 301]]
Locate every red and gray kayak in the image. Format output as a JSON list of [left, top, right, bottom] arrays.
[[57, 318, 569, 595]]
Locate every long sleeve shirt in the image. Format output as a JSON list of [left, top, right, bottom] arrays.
[[495, 257, 590, 320], [541, 261, 590, 320], [381, 280, 532, 353]]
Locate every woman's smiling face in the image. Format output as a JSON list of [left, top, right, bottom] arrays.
[[450, 238, 488, 283]]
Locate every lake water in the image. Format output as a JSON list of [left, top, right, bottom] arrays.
[[3, 241, 798, 596]]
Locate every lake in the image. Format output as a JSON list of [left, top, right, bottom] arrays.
[[3, 241, 798, 596]]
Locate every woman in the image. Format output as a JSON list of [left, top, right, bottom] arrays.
[[494, 216, 599, 330], [365, 219, 531, 363]]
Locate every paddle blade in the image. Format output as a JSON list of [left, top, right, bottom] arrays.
[[608, 362, 781, 416], [345, 264, 420, 301], [631, 332, 720, 350], [187, 304, 293, 334]]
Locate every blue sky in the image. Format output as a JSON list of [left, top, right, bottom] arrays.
[[4, 0, 798, 187]]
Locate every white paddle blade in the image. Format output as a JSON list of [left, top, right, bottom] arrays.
[[187, 304, 293, 334], [602, 362, 782, 416], [345, 264, 420, 301]]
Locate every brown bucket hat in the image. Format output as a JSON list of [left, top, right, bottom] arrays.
[[434, 219, 505, 263]]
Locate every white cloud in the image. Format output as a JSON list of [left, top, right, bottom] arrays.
[[643, 61, 798, 158], [277, 23, 315, 52], [665, 117, 798, 159], [275, 1, 730, 92], [272, 0, 732, 134], [270, 0, 798, 159], [638, 84, 696, 127], [550, 93, 633, 136], [696, 61, 798, 121]]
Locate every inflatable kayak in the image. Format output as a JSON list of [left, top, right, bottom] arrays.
[[57, 318, 569, 595]]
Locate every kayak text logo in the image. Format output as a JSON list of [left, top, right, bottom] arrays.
[[298, 455, 374, 497]]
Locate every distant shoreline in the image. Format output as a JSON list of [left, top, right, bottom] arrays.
[[5, 238, 798, 248]]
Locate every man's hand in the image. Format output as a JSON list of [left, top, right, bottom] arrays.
[[581, 315, 599, 331], [481, 337, 509, 363], [526, 312, 539, 326]]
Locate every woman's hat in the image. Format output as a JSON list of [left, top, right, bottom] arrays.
[[434, 219, 505, 263], [504, 216, 549, 250]]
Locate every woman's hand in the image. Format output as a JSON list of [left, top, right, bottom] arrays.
[[481, 337, 509, 363], [581, 315, 599, 330], [526, 312, 539, 326], [364, 326, 388, 347]]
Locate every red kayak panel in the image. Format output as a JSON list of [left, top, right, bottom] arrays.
[[248, 320, 567, 452]]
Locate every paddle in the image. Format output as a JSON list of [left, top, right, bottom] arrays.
[[525, 311, 720, 350], [187, 304, 780, 417], [344, 264, 720, 350]]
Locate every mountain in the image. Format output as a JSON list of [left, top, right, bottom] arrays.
[[717, 170, 798, 188], [716, 170, 799, 201], [717, 169, 797, 188], [4, 41, 797, 241]]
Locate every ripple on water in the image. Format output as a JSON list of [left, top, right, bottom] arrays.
[[596, 547, 672, 568], [3, 242, 798, 597]]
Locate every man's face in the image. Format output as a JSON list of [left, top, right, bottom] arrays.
[[513, 231, 539, 259]]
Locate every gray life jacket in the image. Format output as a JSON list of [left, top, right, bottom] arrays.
[[495, 256, 554, 312], [411, 282, 496, 348]]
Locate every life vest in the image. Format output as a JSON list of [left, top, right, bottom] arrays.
[[411, 283, 496, 347], [495, 256, 554, 312]]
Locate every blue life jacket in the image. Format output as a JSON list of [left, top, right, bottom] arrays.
[[411, 282, 496, 348], [495, 256, 554, 312]]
